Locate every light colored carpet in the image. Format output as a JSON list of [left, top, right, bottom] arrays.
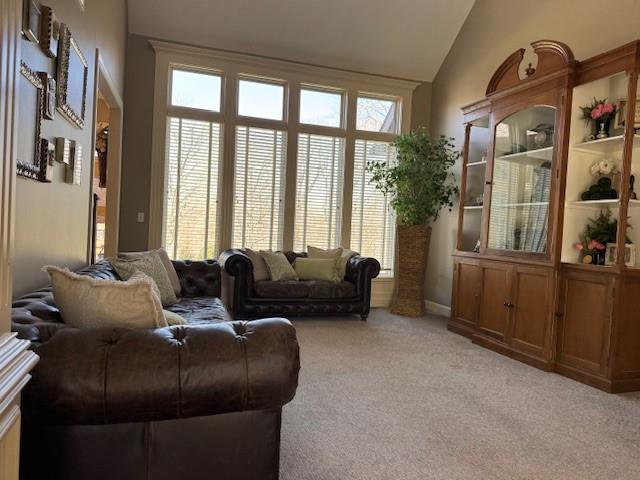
[[280, 309, 640, 480]]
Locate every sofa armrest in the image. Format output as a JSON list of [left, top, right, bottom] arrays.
[[219, 250, 254, 313], [171, 259, 221, 297], [23, 318, 300, 426], [345, 254, 381, 288]]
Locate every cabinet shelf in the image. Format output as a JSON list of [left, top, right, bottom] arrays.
[[492, 201, 549, 208], [571, 134, 640, 154], [463, 205, 483, 211], [495, 146, 553, 163], [566, 199, 620, 209], [467, 160, 487, 167]]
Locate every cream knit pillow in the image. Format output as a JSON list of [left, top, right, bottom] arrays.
[[44, 266, 167, 329], [259, 251, 298, 281]]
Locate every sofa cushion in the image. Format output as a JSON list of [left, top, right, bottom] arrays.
[[43, 266, 167, 329], [254, 281, 310, 298], [260, 251, 298, 281], [119, 247, 182, 295], [245, 248, 270, 281], [109, 252, 178, 306], [165, 297, 230, 324], [294, 257, 340, 282], [307, 280, 356, 299]]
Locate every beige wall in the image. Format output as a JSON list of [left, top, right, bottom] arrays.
[[13, 0, 126, 297], [428, 0, 640, 307]]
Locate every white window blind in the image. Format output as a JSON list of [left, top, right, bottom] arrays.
[[233, 126, 286, 250], [164, 117, 221, 259], [294, 134, 345, 251], [351, 139, 395, 274]]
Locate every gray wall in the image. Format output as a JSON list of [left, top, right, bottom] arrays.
[[427, 0, 640, 307], [14, 0, 127, 296], [117, 33, 433, 253]]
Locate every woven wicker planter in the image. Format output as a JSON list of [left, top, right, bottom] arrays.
[[390, 224, 431, 317]]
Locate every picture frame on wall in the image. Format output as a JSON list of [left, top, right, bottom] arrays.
[[65, 141, 82, 185], [56, 23, 88, 129], [40, 72, 56, 120], [55, 137, 72, 164], [17, 61, 49, 182], [39, 138, 54, 182], [40, 5, 60, 58], [22, 0, 41, 43], [614, 97, 640, 130]]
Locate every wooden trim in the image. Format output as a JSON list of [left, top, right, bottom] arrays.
[[87, 51, 124, 260], [575, 40, 640, 85], [472, 332, 554, 372], [0, 0, 21, 334]]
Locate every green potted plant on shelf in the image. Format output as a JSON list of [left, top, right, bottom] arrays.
[[574, 209, 627, 265], [367, 127, 459, 317]]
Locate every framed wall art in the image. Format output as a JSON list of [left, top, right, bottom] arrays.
[[22, 0, 41, 43], [40, 5, 60, 58], [65, 141, 82, 185], [55, 137, 72, 164], [17, 61, 49, 182], [56, 23, 88, 129], [40, 72, 56, 120]]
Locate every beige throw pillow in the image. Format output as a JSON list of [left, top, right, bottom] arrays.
[[307, 246, 357, 280], [259, 251, 298, 281], [245, 248, 270, 281], [294, 258, 340, 282], [119, 247, 181, 295], [44, 266, 167, 329], [163, 310, 188, 326], [109, 251, 178, 306]]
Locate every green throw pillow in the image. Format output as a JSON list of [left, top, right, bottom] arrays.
[[259, 251, 298, 281], [294, 257, 341, 283], [307, 245, 357, 280], [109, 251, 178, 306]]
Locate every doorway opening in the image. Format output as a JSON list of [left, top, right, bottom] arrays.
[[88, 53, 123, 264]]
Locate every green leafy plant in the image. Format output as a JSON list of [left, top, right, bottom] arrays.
[[366, 127, 460, 225], [575, 209, 630, 255]]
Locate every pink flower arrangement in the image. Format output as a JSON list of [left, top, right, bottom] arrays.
[[588, 239, 606, 251], [581, 97, 616, 124]]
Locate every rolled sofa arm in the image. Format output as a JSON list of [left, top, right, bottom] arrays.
[[23, 318, 300, 426], [345, 255, 381, 290], [171, 259, 221, 297], [219, 249, 254, 314]]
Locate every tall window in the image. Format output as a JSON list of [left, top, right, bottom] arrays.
[[233, 126, 286, 250], [157, 53, 411, 279], [351, 140, 396, 274], [164, 68, 222, 259], [294, 134, 345, 250]]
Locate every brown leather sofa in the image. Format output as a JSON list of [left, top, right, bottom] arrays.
[[220, 250, 380, 321], [11, 260, 300, 480]]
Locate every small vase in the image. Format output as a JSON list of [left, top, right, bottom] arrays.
[[594, 117, 612, 139], [592, 250, 606, 265]]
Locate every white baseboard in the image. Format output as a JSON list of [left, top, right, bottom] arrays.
[[425, 300, 451, 317]]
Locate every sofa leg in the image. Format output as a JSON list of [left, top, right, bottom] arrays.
[[360, 313, 368, 321]]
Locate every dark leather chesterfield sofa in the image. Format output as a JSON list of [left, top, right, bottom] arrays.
[[220, 250, 380, 321], [11, 260, 300, 480]]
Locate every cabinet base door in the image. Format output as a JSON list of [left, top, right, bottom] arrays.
[[509, 266, 553, 361], [450, 260, 481, 337], [476, 262, 511, 341]]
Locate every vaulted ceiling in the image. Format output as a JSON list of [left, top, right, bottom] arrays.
[[127, 0, 475, 82]]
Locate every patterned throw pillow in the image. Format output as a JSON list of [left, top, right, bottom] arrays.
[[259, 250, 298, 281], [109, 251, 178, 306], [119, 247, 181, 295]]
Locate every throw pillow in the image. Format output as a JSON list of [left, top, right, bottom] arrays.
[[307, 246, 357, 279], [245, 248, 270, 281], [43, 266, 167, 329], [109, 251, 178, 306], [294, 257, 340, 282], [260, 250, 298, 281], [163, 310, 188, 326], [119, 247, 181, 295]]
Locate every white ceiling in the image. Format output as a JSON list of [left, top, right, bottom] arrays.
[[127, 0, 475, 82]]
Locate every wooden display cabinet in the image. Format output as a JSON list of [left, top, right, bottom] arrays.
[[451, 40, 640, 392]]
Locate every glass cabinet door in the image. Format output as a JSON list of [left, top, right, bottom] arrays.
[[460, 118, 489, 252], [487, 106, 556, 253]]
